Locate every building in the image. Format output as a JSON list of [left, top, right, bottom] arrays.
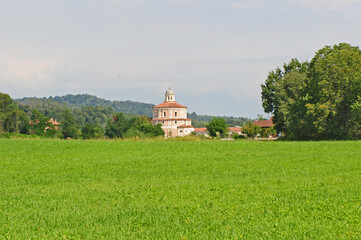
[[253, 117, 277, 138], [228, 127, 244, 136], [253, 117, 275, 128], [193, 128, 209, 137], [152, 88, 194, 137]]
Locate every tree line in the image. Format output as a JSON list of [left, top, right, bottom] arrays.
[[261, 43, 361, 140], [16, 95, 251, 127], [0, 92, 164, 139]]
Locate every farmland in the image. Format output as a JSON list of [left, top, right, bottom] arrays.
[[1, 139, 361, 239]]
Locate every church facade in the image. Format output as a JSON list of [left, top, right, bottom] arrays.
[[152, 88, 194, 137]]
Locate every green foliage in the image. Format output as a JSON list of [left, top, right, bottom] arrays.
[[61, 110, 80, 139], [242, 122, 261, 139], [81, 123, 104, 139], [48, 94, 154, 116], [350, 96, 361, 137], [17, 98, 114, 128], [206, 117, 228, 137], [261, 43, 361, 139], [105, 113, 130, 138], [189, 112, 250, 127], [260, 126, 276, 138], [123, 127, 146, 138], [16, 95, 252, 129], [1, 140, 361, 239], [29, 110, 58, 137], [105, 114, 164, 139], [232, 134, 245, 140], [0, 92, 30, 134]]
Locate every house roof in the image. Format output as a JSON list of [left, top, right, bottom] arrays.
[[228, 127, 242, 132], [193, 128, 207, 132], [49, 118, 61, 125], [253, 118, 274, 128], [153, 102, 187, 108]]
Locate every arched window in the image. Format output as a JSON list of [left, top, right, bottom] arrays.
[[175, 112, 177, 117], [163, 112, 166, 117]]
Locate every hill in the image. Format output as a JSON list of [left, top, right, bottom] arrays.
[[15, 94, 251, 126]]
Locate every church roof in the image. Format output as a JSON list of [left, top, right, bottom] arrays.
[[153, 102, 187, 108]]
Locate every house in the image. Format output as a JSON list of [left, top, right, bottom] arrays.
[[29, 117, 61, 133], [152, 88, 194, 137], [228, 127, 244, 136], [253, 117, 276, 138], [193, 127, 209, 137], [253, 117, 274, 128], [48, 118, 61, 130]]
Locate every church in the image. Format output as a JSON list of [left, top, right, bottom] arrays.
[[152, 88, 194, 137]]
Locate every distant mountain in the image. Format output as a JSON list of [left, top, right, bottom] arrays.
[[15, 94, 252, 126]]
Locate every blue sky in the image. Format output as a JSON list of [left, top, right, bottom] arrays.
[[1, 0, 361, 118]]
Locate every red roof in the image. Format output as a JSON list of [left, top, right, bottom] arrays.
[[228, 127, 242, 132], [177, 125, 194, 128], [194, 128, 207, 132], [253, 118, 274, 128], [153, 102, 187, 108], [49, 118, 61, 126]]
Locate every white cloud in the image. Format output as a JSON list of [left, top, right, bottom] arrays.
[[0, 56, 57, 87], [231, 0, 264, 9], [285, 0, 361, 11]]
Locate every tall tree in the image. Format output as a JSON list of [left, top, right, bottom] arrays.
[[105, 113, 130, 138], [0, 93, 29, 134], [261, 59, 309, 136], [306, 43, 361, 139], [261, 43, 361, 139], [61, 109, 79, 139]]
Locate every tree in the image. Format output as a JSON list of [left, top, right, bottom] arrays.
[[61, 109, 80, 139], [29, 110, 55, 136], [0, 93, 30, 134], [105, 113, 130, 138], [206, 117, 228, 137], [261, 59, 310, 136], [350, 96, 361, 137], [242, 122, 261, 139], [261, 43, 361, 139], [4, 106, 29, 134], [306, 43, 361, 139], [81, 123, 104, 139]]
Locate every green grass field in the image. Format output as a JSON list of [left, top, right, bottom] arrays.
[[1, 139, 361, 239]]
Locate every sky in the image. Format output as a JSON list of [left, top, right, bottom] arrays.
[[1, 0, 361, 118]]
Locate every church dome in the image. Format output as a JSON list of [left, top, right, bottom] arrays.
[[165, 88, 175, 95]]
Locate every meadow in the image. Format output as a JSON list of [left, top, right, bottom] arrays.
[[0, 139, 361, 239]]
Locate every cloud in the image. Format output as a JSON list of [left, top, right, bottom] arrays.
[[0, 56, 57, 88], [231, 0, 264, 9], [284, 0, 361, 11]]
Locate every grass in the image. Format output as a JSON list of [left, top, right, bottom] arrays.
[[0, 139, 361, 239]]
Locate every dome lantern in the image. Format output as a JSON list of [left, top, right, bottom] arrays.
[[165, 86, 175, 102]]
